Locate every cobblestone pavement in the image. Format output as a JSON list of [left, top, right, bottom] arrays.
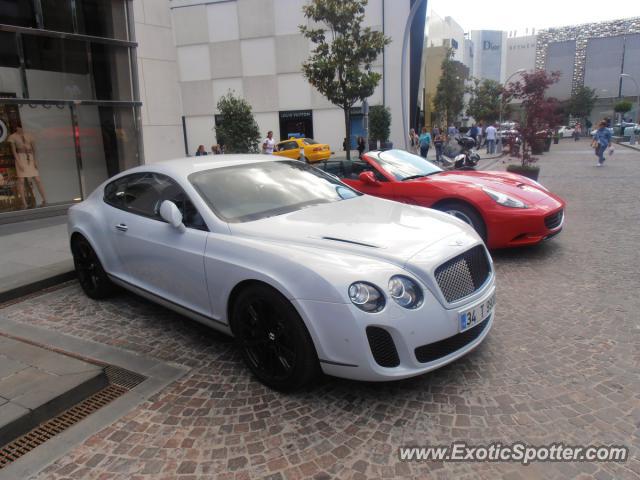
[[2, 140, 639, 479]]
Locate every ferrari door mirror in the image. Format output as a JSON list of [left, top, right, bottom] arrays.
[[359, 171, 379, 185], [159, 200, 185, 231]]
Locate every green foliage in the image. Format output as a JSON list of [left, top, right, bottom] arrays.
[[466, 78, 505, 123], [614, 100, 633, 114], [566, 86, 598, 119], [433, 49, 468, 125], [369, 105, 391, 142], [300, 0, 390, 159], [215, 92, 260, 153]]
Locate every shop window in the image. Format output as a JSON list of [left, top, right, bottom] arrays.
[[279, 110, 314, 141], [0, 0, 36, 28], [0, 103, 81, 213]]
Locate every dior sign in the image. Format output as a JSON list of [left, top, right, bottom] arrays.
[[483, 41, 500, 51]]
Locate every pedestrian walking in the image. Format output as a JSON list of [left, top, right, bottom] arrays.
[[407, 129, 417, 155], [357, 136, 366, 159], [447, 124, 458, 138], [585, 119, 592, 136], [469, 124, 478, 144], [485, 123, 498, 154], [262, 131, 276, 154], [195, 145, 207, 156], [573, 123, 582, 141], [434, 133, 444, 164], [592, 120, 612, 167], [477, 122, 484, 148], [431, 125, 440, 139], [418, 127, 431, 159]]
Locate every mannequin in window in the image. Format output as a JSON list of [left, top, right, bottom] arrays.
[[8, 126, 47, 209]]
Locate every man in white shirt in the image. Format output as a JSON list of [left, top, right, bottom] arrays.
[[485, 124, 497, 154], [262, 131, 276, 154]]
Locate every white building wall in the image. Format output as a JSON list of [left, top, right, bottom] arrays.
[[169, 0, 409, 155], [426, 10, 465, 63], [506, 35, 537, 78], [471, 30, 508, 83], [133, 0, 184, 162]]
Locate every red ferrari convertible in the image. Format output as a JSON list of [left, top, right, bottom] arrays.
[[318, 149, 565, 249]]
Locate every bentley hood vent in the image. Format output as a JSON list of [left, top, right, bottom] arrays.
[[321, 236, 380, 248]]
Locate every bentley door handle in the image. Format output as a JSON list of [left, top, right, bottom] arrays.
[[115, 223, 128, 232]]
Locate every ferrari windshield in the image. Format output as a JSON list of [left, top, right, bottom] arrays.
[[190, 160, 360, 223], [375, 149, 443, 181]]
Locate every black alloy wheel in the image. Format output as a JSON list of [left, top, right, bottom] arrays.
[[71, 236, 115, 299], [231, 285, 319, 391]]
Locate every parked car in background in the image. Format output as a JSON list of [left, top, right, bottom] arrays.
[[274, 137, 331, 163], [68, 155, 495, 391], [317, 149, 566, 249], [557, 126, 575, 138]]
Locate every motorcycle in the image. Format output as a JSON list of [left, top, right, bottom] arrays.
[[439, 136, 479, 170]]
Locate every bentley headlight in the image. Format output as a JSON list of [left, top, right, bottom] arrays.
[[348, 282, 385, 312], [388, 276, 423, 309], [482, 187, 527, 208]]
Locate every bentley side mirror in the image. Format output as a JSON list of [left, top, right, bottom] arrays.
[[359, 171, 379, 186], [159, 200, 185, 231]]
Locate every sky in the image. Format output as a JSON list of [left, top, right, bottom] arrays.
[[428, 0, 640, 34]]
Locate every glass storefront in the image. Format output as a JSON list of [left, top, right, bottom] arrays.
[[0, 0, 140, 220]]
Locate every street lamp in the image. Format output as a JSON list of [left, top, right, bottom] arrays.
[[620, 73, 640, 124], [499, 69, 526, 128]]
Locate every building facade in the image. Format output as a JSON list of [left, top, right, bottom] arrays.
[[425, 11, 465, 62], [0, 0, 424, 225], [171, 0, 424, 155], [505, 34, 537, 79], [0, 0, 145, 223], [470, 30, 508, 83], [536, 17, 640, 121]]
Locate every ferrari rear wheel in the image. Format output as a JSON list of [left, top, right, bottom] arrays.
[[436, 201, 487, 241], [231, 284, 319, 392], [71, 236, 116, 299]]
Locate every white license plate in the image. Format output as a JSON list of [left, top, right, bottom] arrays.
[[458, 292, 496, 332]]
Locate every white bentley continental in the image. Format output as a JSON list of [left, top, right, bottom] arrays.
[[68, 156, 496, 391]]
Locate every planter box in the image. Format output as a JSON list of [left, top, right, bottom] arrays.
[[380, 141, 393, 151], [368, 140, 378, 151], [506, 164, 540, 181], [531, 139, 546, 155]]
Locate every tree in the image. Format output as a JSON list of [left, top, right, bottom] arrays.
[[433, 48, 468, 126], [215, 92, 260, 153], [614, 100, 633, 114], [369, 105, 391, 144], [300, 0, 390, 160], [505, 70, 562, 167], [566, 86, 598, 120], [466, 78, 505, 124]]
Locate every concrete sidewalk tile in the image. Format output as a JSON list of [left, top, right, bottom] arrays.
[[0, 356, 29, 380], [0, 367, 52, 400], [0, 338, 96, 376], [0, 402, 29, 427]]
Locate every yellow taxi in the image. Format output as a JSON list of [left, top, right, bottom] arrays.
[[274, 137, 331, 163]]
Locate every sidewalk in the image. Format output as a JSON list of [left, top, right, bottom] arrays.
[[0, 216, 73, 300], [0, 335, 107, 445]]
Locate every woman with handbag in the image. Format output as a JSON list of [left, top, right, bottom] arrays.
[[591, 120, 612, 167]]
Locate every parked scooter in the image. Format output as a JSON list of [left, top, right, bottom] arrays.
[[439, 136, 479, 170]]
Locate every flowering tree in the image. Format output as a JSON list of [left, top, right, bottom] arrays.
[[505, 71, 562, 168]]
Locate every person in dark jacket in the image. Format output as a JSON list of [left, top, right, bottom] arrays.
[[357, 136, 366, 159], [195, 145, 207, 156]]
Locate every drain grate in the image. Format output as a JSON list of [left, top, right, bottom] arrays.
[[0, 366, 145, 469]]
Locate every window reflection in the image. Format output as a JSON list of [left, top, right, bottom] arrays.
[[41, 0, 74, 33], [77, 0, 129, 40], [0, 0, 36, 28]]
